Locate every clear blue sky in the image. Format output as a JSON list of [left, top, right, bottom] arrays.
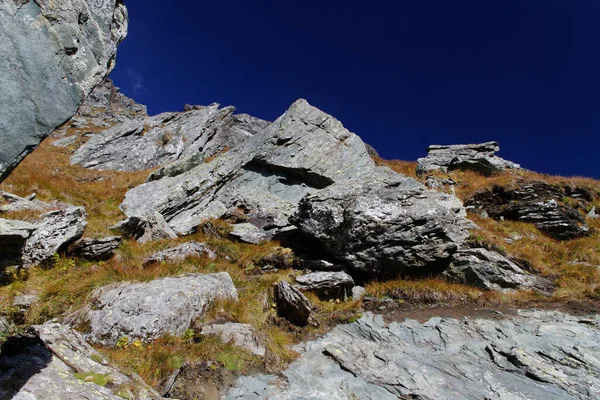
[[110, 1, 600, 178]]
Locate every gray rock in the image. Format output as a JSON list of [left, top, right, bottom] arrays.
[[52, 135, 78, 148], [443, 248, 553, 293], [589, 206, 599, 220], [119, 99, 378, 237], [417, 141, 520, 176], [13, 294, 39, 309], [70, 236, 122, 261], [274, 281, 312, 327], [295, 271, 354, 300], [111, 212, 177, 243], [292, 174, 473, 279], [0, 0, 128, 182], [0, 218, 36, 268], [364, 143, 380, 158], [87, 273, 238, 346], [0, 322, 163, 399], [201, 323, 265, 356], [226, 311, 600, 399], [0, 191, 49, 213], [229, 223, 270, 244], [71, 103, 269, 172], [77, 78, 147, 122], [143, 241, 216, 267], [22, 207, 87, 267], [352, 286, 367, 301], [147, 153, 204, 182]]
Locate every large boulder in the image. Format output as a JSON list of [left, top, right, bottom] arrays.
[[292, 174, 473, 279], [226, 311, 600, 399], [87, 273, 238, 346], [0, 218, 36, 269], [0, 0, 128, 181], [416, 141, 520, 176], [22, 207, 88, 267], [71, 103, 269, 172], [119, 99, 389, 237], [0, 323, 163, 399]]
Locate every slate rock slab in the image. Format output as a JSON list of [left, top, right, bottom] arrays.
[[226, 311, 600, 399], [143, 241, 216, 267], [71, 236, 122, 261], [274, 281, 312, 326], [88, 273, 238, 346], [0, 0, 128, 181], [295, 271, 354, 300]]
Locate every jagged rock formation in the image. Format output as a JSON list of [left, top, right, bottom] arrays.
[[22, 207, 88, 267], [77, 78, 147, 123], [293, 174, 473, 278], [0, 0, 128, 182], [468, 182, 590, 240], [0, 219, 36, 269], [0, 323, 163, 399], [296, 271, 355, 300], [142, 241, 216, 267], [70, 236, 122, 261], [417, 141, 520, 176], [226, 311, 600, 399], [71, 103, 269, 172], [111, 212, 178, 243], [443, 248, 553, 292], [87, 273, 238, 346]]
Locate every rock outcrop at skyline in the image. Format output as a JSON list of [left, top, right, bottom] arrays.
[[0, 0, 128, 182]]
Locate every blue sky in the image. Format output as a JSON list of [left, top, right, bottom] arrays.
[[110, 1, 600, 178]]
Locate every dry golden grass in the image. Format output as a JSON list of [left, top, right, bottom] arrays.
[[373, 157, 418, 178]]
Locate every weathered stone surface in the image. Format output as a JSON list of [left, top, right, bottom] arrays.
[[274, 281, 312, 326], [143, 242, 216, 267], [71, 103, 269, 172], [0, 0, 128, 182], [52, 135, 78, 148], [119, 99, 378, 237], [352, 286, 367, 301], [417, 141, 520, 176], [588, 206, 598, 220], [226, 311, 600, 399], [22, 207, 87, 267], [147, 153, 204, 182], [0, 218, 36, 268], [88, 273, 238, 346], [468, 183, 589, 240], [77, 78, 147, 122], [111, 212, 177, 243], [295, 271, 354, 299], [293, 174, 473, 278], [229, 223, 270, 244], [71, 236, 122, 261], [0, 323, 163, 400], [443, 248, 553, 292], [201, 323, 265, 356], [0, 191, 49, 213]]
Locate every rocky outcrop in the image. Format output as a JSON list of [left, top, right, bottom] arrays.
[[468, 183, 590, 240], [143, 242, 216, 267], [77, 78, 147, 122], [293, 174, 473, 279], [417, 141, 520, 176], [70, 236, 122, 261], [0, 218, 36, 269], [0, 0, 128, 182], [296, 271, 354, 299], [226, 311, 600, 399], [274, 281, 313, 326], [87, 273, 238, 346], [443, 248, 553, 292], [22, 207, 88, 267], [0, 191, 49, 213], [200, 323, 265, 357], [111, 212, 178, 243], [0, 323, 163, 400], [71, 103, 269, 172]]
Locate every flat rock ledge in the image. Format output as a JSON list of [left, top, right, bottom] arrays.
[[87, 273, 238, 346], [226, 311, 600, 399]]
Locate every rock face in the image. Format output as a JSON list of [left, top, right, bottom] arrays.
[[296, 271, 355, 299], [143, 242, 216, 267], [0, 323, 163, 400], [87, 273, 238, 346], [443, 248, 553, 292], [0, 0, 128, 182], [0, 218, 36, 269], [201, 323, 265, 357], [468, 183, 590, 240], [293, 174, 473, 278], [416, 141, 520, 176], [77, 78, 147, 122], [71, 103, 269, 172], [226, 311, 600, 399], [70, 236, 122, 261], [22, 207, 88, 267], [274, 281, 312, 326]]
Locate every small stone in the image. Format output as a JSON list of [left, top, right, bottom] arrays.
[[111, 212, 177, 244], [143, 242, 216, 267], [295, 271, 355, 300], [274, 281, 312, 326], [588, 206, 599, 220], [229, 223, 269, 245], [352, 286, 367, 301], [70, 236, 122, 261]]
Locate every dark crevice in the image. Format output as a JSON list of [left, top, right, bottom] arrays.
[[244, 158, 334, 190]]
